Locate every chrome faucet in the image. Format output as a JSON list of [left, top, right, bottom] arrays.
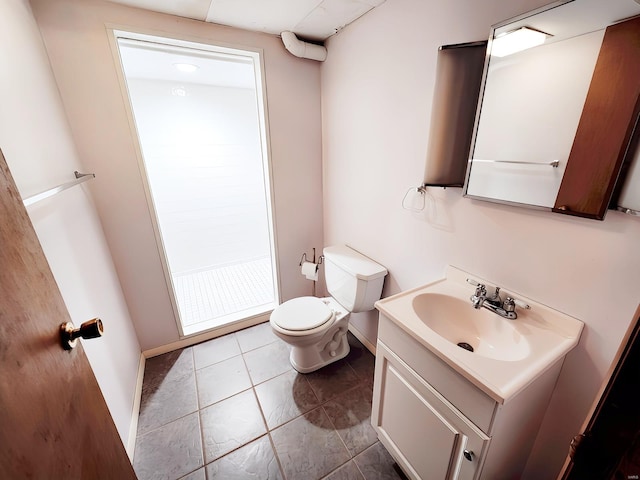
[[470, 283, 487, 309], [466, 278, 530, 320]]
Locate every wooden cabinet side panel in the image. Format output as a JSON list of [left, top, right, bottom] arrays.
[[554, 16, 640, 219]]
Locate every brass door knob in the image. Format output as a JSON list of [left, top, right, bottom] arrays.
[[60, 318, 104, 350]]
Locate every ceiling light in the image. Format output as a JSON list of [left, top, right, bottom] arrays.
[[173, 63, 199, 73], [491, 27, 551, 57]]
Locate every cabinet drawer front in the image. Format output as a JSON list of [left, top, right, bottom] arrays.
[[378, 314, 497, 433], [372, 344, 490, 480]]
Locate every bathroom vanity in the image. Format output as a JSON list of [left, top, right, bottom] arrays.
[[371, 267, 583, 479]]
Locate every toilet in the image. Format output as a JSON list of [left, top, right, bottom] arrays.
[[270, 245, 387, 373]]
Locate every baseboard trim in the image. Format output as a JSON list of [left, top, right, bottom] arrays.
[[127, 353, 146, 460], [348, 324, 376, 355], [142, 313, 271, 358]]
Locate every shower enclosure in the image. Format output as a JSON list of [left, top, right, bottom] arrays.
[[115, 32, 278, 336]]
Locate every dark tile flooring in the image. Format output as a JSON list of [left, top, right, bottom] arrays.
[[133, 322, 406, 480]]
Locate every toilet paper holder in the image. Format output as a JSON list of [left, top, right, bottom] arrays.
[[300, 249, 324, 296], [299, 248, 324, 266]]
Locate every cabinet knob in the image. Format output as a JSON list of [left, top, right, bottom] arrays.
[[463, 449, 475, 461]]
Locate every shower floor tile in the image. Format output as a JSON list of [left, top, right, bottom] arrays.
[[134, 326, 407, 480], [173, 257, 275, 330]]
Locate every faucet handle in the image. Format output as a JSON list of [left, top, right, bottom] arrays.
[[467, 278, 488, 298], [504, 297, 531, 312]]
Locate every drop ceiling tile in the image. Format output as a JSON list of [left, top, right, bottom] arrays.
[[206, 0, 324, 35], [294, 0, 375, 40], [106, 0, 212, 21]]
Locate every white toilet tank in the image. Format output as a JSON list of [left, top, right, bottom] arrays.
[[323, 245, 387, 313]]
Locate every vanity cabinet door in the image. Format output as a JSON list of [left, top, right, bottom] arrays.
[[372, 343, 490, 480]]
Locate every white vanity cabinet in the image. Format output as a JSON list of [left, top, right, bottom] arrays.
[[372, 313, 564, 480], [373, 341, 490, 479]]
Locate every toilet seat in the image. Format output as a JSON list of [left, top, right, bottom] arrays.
[[271, 297, 335, 331]]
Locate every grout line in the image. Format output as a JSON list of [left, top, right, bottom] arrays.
[[239, 342, 257, 388], [193, 350, 243, 372], [194, 414, 206, 480], [237, 336, 279, 355], [189, 347, 199, 410], [266, 432, 288, 480], [352, 444, 384, 480], [246, 384, 287, 479], [135, 393, 200, 438], [324, 458, 363, 480], [249, 386, 270, 439], [190, 346, 209, 478], [198, 384, 255, 412], [320, 402, 353, 458], [301, 373, 321, 407], [199, 433, 271, 472], [351, 450, 368, 480]]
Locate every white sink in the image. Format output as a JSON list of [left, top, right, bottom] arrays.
[[375, 266, 583, 403], [411, 293, 531, 361]]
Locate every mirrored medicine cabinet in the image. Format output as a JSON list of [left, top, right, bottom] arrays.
[[463, 0, 640, 220]]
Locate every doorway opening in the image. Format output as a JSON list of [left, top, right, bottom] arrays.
[[115, 32, 279, 336]]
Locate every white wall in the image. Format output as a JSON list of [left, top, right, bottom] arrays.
[[321, 0, 640, 478], [1, 0, 141, 447], [30, 0, 324, 351]]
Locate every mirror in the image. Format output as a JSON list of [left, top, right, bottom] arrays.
[[616, 134, 640, 216], [464, 0, 640, 219]]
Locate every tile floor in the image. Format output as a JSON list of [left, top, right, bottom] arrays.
[[133, 322, 407, 480]]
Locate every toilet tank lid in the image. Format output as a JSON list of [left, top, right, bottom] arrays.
[[323, 245, 388, 281]]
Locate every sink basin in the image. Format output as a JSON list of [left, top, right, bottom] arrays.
[[374, 266, 584, 403], [411, 293, 530, 361]]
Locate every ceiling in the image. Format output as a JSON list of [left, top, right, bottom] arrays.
[[105, 0, 386, 41]]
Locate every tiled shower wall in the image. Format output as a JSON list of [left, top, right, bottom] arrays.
[[127, 79, 272, 275]]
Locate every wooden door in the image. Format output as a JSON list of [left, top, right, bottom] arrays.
[[0, 149, 136, 478]]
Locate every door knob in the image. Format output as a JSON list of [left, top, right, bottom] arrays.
[[60, 318, 104, 350], [463, 449, 475, 461]]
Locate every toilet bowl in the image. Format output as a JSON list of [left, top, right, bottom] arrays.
[[269, 245, 387, 373], [270, 296, 350, 373]]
